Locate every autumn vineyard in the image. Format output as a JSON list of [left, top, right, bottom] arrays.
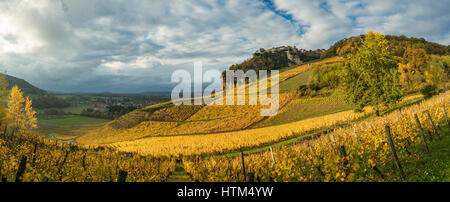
[[1, 31, 449, 182]]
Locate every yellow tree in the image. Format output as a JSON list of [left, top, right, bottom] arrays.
[[24, 96, 37, 130], [398, 48, 429, 93], [7, 85, 37, 134]]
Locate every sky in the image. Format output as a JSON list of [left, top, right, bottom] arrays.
[[0, 0, 449, 93]]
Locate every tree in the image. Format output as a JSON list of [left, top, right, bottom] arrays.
[[398, 48, 429, 93], [24, 96, 37, 130], [0, 73, 9, 126], [7, 85, 37, 134], [420, 84, 437, 98], [425, 55, 449, 91], [343, 31, 402, 114]]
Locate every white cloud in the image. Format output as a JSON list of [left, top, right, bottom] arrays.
[[273, 0, 450, 48], [0, 0, 448, 93]]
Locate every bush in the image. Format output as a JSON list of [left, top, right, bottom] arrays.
[[310, 63, 343, 90], [420, 84, 437, 98]]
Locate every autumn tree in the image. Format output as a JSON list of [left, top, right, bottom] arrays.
[[24, 96, 37, 130], [425, 55, 449, 91], [343, 31, 402, 115], [336, 38, 359, 57], [7, 85, 37, 134], [398, 48, 429, 93]]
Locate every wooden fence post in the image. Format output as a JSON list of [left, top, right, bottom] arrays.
[[385, 126, 405, 179], [247, 172, 255, 182], [0, 160, 4, 182], [414, 114, 430, 154], [425, 110, 440, 140], [269, 147, 276, 168], [241, 152, 246, 182], [338, 145, 350, 176], [2, 125, 7, 140], [15, 156, 27, 182], [31, 143, 38, 166], [117, 170, 128, 182], [443, 104, 449, 128], [82, 152, 87, 170], [57, 151, 69, 181]]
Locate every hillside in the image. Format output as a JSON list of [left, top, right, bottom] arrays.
[[228, 46, 324, 72], [3, 73, 47, 96], [73, 57, 344, 144], [74, 56, 404, 149], [1, 73, 72, 109], [321, 34, 450, 59], [69, 34, 449, 158]]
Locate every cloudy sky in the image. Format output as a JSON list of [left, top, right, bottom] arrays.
[[0, 0, 449, 93]]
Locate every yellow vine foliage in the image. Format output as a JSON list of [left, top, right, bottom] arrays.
[[183, 92, 449, 182], [0, 131, 175, 182], [109, 103, 376, 157]]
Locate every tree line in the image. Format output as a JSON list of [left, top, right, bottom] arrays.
[[80, 105, 138, 120], [227, 47, 322, 72], [320, 34, 450, 59]]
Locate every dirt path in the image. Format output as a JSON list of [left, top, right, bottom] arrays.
[[48, 133, 76, 144]]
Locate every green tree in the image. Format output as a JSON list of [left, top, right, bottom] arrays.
[[343, 31, 402, 115], [425, 55, 449, 90]]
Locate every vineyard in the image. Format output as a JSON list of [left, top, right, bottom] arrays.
[[106, 93, 428, 157], [75, 90, 295, 145], [1, 51, 448, 182], [0, 131, 175, 182], [70, 58, 342, 145], [2, 0, 450, 187], [183, 92, 449, 182], [278, 57, 346, 82], [252, 90, 351, 128], [1, 92, 447, 182]]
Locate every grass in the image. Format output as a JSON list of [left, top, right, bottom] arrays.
[[167, 162, 192, 182], [351, 124, 450, 182], [38, 115, 110, 127], [402, 127, 449, 182], [279, 69, 313, 93], [252, 89, 351, 128]]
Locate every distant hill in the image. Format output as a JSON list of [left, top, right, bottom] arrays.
[[3, 74, 47, 96], [1, 74, 72, 109], [321, 35, 450, 59], [228, 46, 324, 72]]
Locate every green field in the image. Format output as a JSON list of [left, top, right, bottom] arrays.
[[279, 69, 313, 93], [252, 89, 351, 128], [59, 105, 92, 114], [402, 127, 450, 182], [39, 115, 110, 127]]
